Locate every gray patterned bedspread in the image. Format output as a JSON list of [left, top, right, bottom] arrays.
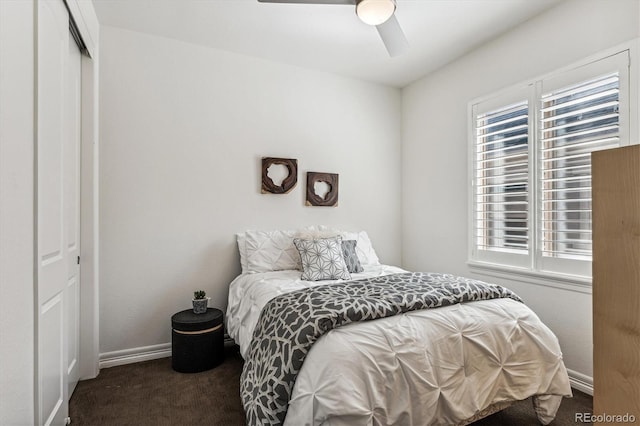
[[240, 272, 523, 425]]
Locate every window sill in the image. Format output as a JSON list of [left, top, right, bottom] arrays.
[[467, 260, 592, 295]]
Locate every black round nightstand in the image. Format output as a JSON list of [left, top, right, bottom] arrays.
[[171, 308, 225, 373]]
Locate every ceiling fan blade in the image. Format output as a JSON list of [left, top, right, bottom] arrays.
[[376, 15, 409, 57], [257, 0, 354, 4]]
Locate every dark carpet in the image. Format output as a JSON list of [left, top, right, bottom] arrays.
[[70, 346, 592, 425]]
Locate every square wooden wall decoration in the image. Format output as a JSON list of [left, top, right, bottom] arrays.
[[306, 172, 339, 207], [261, 157, 298, 194]]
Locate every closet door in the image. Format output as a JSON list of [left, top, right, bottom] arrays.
[[66, 31, 82, 398], [37, 0, 81, 423]]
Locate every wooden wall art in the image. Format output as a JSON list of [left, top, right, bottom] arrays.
[[306, 172, 339, 207], [261, 157, 298, 194]]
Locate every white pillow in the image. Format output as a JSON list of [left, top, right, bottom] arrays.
[[296, 226, 381, 266], [236, 232, 249, 273], [237, 229, 301, 274], [294, 225, 341, 240], [236, 226, 381, 273]]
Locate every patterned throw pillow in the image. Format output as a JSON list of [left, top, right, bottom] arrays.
[[293, 237, 352, 281], [341, 240, 364, 273]]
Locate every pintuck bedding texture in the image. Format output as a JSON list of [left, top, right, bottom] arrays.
[[228, 227, 571, 425], [226, 266, 572, 426]]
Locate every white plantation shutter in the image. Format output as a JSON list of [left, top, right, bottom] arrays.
[[475, 102, 529, 253], [470, 50, 628, 279], [472, 87, 532, 269], [539, 73, 620, 261]]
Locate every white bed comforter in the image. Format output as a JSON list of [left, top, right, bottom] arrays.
[[226, 266, 572, 426]]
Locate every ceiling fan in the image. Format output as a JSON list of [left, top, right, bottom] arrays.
[[257, 0, 409, 57]]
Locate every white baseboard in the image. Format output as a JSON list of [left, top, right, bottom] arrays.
[[99, 343, 171, 369], [98, 336, 237, 370], [99, 343, 594, 398], [567, 368, 593, 395]]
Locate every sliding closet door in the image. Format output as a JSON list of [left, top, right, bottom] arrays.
[[37, 0, 82, 423], [66, 32, 82, 398]]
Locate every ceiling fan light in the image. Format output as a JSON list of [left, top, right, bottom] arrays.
[[356, 0, 396, 26]]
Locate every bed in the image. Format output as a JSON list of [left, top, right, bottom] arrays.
[[226, 227, 572, 425]]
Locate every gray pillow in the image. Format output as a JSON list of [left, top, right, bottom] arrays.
[[293, 236, 351, 281], [341, 239, 364, 273]]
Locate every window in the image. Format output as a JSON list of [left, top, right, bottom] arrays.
[[470, 51, 629, 278]]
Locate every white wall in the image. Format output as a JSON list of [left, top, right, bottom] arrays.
[[0, 1, 36, 424], [402, 0, 640, 388], [99, 26, 402, 357]]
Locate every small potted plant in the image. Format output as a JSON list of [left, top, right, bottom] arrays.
[[192, 290, 209, 314]]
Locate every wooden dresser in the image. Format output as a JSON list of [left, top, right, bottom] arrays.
[[592, 144, 640, 423]]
